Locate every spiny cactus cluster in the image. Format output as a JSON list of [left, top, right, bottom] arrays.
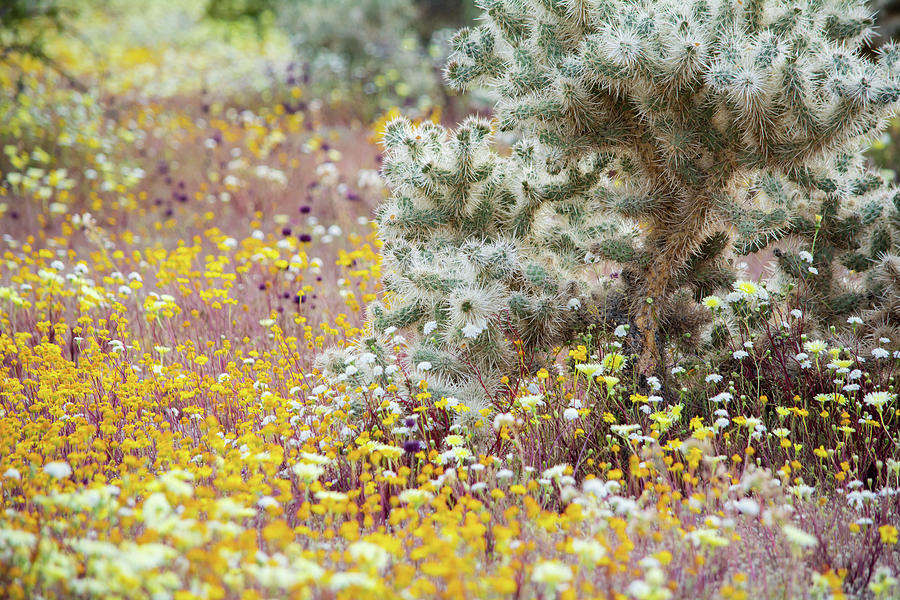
[[446, 0, 900, 374], [864, 254, 900, 349], [326, 0, 900, 410], [324, 118, 625, 410], [771, 164, 900, 349], [768, 157, 889, 314]]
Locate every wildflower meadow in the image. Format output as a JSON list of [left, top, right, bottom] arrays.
[[1, 1, 899, 598]]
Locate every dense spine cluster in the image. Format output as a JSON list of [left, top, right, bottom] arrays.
[[446, 0, 900, 374], [329, 0, 900, 410], [772, 169, 900, 349]]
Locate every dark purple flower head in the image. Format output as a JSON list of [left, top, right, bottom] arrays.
[[299, 233, 312, 243], [299, 205, 311, 214], [403, 440, 424, 454], [281, 227, 292, 236]]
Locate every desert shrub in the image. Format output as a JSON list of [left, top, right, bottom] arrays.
[[1, 0, 70, 62], [205, 0, 276, 26], [275, 0, 453, 119]]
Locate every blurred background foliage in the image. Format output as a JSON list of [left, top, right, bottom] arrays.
[[0, 0, 487, 237], [1, 0, 482, 121], [4, 0, 900, 136]]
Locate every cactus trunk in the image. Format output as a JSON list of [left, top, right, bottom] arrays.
[[634, 196, 713, 375]]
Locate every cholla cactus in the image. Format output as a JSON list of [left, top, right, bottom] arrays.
[[366, 117, 620, 407], [342, 112, 724, 407], [862, 254, 900, 349], [846, 178, 900, 351], [768, 156, 897, 321], [443, 0, 900, 374], [331, 0, 900, 411], [773, 173, 900, 349]]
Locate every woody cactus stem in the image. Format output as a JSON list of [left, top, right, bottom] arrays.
[[445, 0, 900, 374]]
